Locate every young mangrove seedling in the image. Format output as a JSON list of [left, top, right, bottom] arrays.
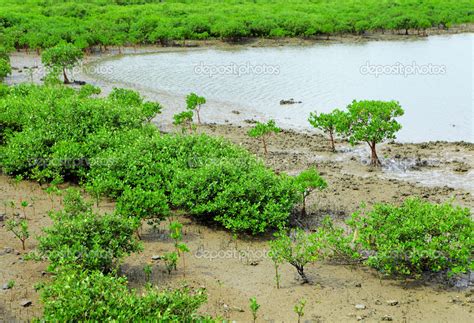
[[6, 219, 29, 250], [294, 298, 307, 323], [143, 264, 153, 283], [163, 251, 178, 275], [294, 168, 327, 217], [308, 109, 347, 152], [247, 120, 281, 156], [249, 297, 260, 323], [270, 229, 320, 284], [186, 92, 206, 124], [268, 245, 284, 289]]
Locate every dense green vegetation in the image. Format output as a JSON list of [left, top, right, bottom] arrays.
[[31, 191, 210, 321], [0, 83, 299, 234], [41, 269, 209, 321], [318, 198, 474, 277], [1, 0, 473, 51]]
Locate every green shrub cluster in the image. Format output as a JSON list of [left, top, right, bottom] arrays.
[[1, 0, 472, 50], [35, 190, 209, 321], [0, 84, 299, 233], [41, 270, 209, 321], [321, 198, 474, 277]]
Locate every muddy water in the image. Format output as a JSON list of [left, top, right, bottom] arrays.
[[88, 33, 473, 143]]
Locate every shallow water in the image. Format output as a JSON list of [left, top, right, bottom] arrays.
[[89, 34, 473, 143]]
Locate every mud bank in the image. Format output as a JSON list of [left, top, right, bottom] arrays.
[[1, 175, 473, 322]]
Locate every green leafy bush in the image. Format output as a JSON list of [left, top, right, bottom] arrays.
[[116, 187, 169, 224], [38, 207, 142, 272], [0, 58, 11, 82], [40, 269, 209, 321], [348, 198, 473, 277], [0, 84, 299, 234]]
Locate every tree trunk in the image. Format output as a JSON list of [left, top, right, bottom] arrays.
[[369, 142, 381, 167], [63, 68, 70, 84], [182, 254, 186, 277], [296, 265, 309, 284], [301, 194, 306, 217], [274, 264, 280, 289], [262, 138, 268, 155], [196, 108, 201, 124], [21, 240, 25, 251], [329, 130, 335, 152]]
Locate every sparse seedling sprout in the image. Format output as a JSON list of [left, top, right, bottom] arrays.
[[186, 92, 206, 124], [7, 280, 15, 289], [247, 120, 281, 156], [20, 201, 29, 219], [6, 219, 29, 250], [143, 264, 153, 283], [270, 229, 320, 284], [163, 251, 178, 275], [308, 109, 347, 152], [294, 168, 327, 217], [294, 298, 307, 323], [249, 297, 260, 323], [268, 245, 284, 289], [169, 221, 190, 276]]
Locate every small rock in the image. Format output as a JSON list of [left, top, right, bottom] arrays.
[[151, 255, 161, 261], [4, 247, 12, 254], [2, 283, 10, 290], [249, 261, 259, 266], [386, 300, 398, 306], [355, 304, 366, 310], [375, 300, 382, 305], [20, 299, 32, 307], [231, 306, 244, 312], [231, 110, 240, 115], [381, 315, 393, 321], [14, 251, 20, 256], [0, 213, 5, 221], [355, 283, 362, 287]]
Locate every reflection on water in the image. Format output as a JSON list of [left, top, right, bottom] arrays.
[[89, 33, 473, 143]]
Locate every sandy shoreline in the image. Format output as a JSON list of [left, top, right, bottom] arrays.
[[6, 42, 474, 198]]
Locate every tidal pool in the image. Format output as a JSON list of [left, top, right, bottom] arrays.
[[88, 33, 473, 143]]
